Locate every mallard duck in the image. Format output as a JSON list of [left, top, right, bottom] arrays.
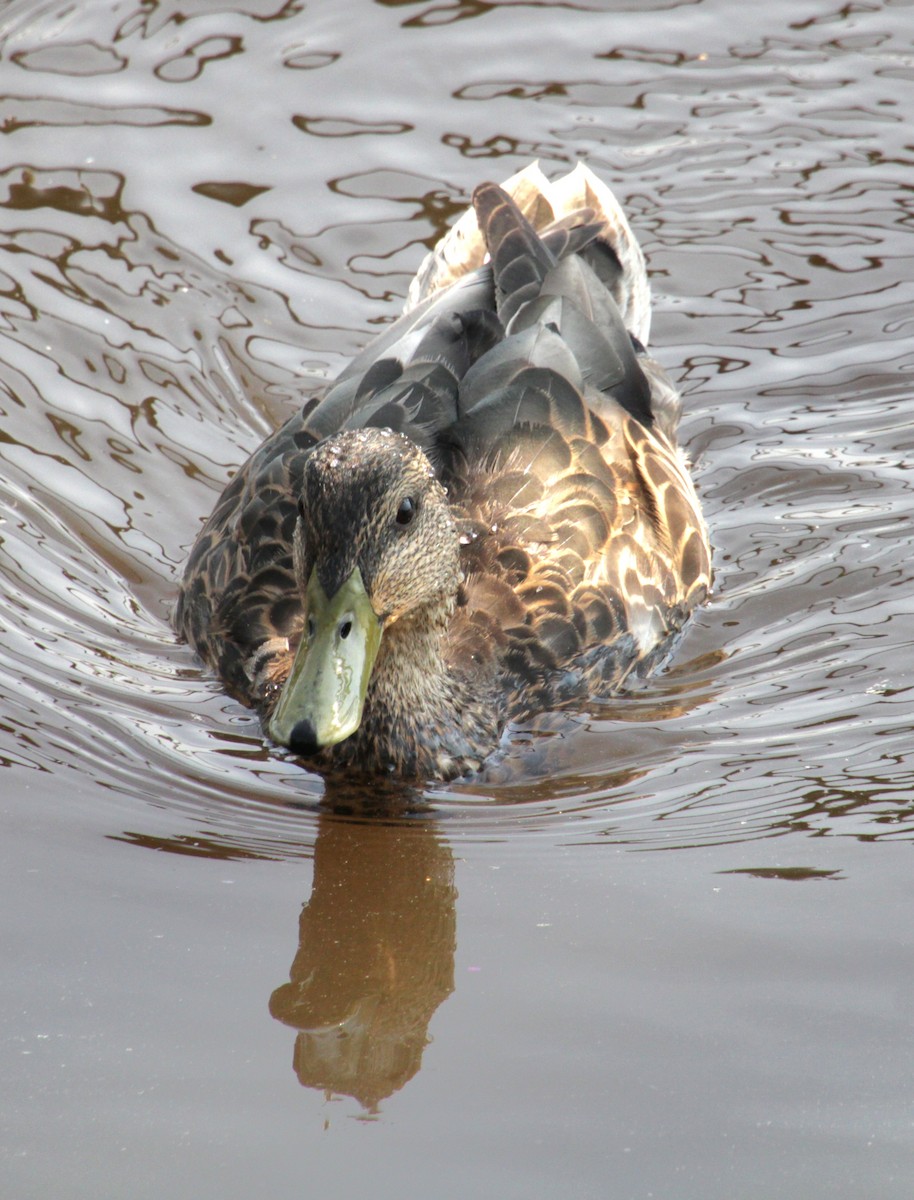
[[176, 163, 711, 780]]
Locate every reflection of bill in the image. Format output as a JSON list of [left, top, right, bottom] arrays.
[[269, 809, 456, 1112]]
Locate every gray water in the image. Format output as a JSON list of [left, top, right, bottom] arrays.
[[1, 1, 913, 1196]]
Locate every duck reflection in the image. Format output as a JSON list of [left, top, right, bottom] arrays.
[[269, 797, 456, 1112]]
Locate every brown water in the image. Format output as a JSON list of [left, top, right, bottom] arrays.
[[1, 0, 913, 1196]]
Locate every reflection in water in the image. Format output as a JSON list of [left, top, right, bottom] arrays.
[[270, 808, 456, 1111], [718, 866, 843, 882]]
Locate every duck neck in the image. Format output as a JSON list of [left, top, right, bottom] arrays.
[[369, 604, 457, 730], [339, 601, 498, 779]]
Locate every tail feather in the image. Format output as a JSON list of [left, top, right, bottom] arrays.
[[406, 162, 651, 346], [471, 181, 556, 327]]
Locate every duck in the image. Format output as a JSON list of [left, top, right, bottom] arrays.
[[175, 162, 711, 781]]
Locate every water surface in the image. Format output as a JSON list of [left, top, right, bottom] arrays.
[[1, 1, 913, 1197]]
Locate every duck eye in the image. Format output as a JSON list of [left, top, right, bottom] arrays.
[[395, 496, 417, 526]]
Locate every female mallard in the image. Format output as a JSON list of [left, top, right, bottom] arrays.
[[176, 163, 711, 780]]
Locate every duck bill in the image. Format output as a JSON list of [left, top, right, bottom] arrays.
[[268, 567, 381, 753]]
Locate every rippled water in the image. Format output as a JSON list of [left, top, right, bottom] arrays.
[[2, 1, 913, 1196]]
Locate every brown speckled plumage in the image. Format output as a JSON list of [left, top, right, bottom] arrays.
[[176, 163, 711, 780]]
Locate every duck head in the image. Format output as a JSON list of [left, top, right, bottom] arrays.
[[268, 427, 460, 756]]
